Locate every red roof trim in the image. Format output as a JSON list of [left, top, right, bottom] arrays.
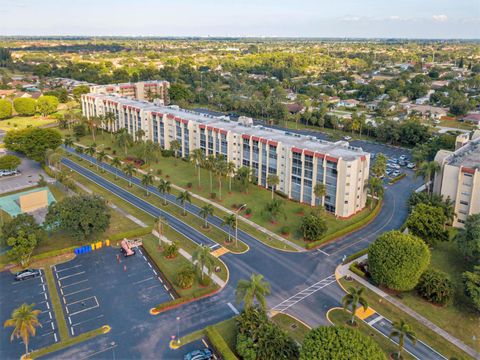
[[360, 155, 366, 161], [304, 150, 314, 157], [314, 152, 325, 159], [291, 147, 303, 154], [181, 119, 189, 125], [242, 134, 251, 140], [462, 167, 475, 174], [167, 114, 175, 119], [259, 138, 268, 144], [267, 140, 278, 147], [219, 129, 228, 135], [251, 136, 260, 142], [199, 124, 206, 129], [326, 156, 338, 163]]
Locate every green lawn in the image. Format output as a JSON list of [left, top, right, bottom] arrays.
[[0, 115, 57, 131], [437, 119, 475, 130], [64, 130, 377, 249], [339, 278, 472, 359], [328, 308, 413, 359], [271, 313, 310, 344], [398, 241, 479, 352]]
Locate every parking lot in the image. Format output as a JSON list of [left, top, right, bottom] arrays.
[[0, 270, 58, 359], [52, 246, 173, 337]]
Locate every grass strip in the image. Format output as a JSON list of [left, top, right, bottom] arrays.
[[43, 266, 69, 341], [271, 313, 310, 344]]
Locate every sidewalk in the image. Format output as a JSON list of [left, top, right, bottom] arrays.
[[337, 257, 479, 359]]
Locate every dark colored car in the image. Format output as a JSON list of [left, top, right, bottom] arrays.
[[14, 269, 41, 281], [184, 348, 213, 360]]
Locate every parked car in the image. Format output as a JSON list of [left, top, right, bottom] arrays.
[[386, 169, 393, 176], [407, 163, 416, 169], [343, 136, 352, 141], [14, 269, 41, 281], [389, 157, 398, 164], [399, 155, 407, 160], [184, 349, 213, 360], [0, 169, 19, 177], [392, 170, 401, 177]]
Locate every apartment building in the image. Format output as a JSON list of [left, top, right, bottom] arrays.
[[434, 131, 480, 227], [89, 80, 170, 104], [81, 94, 370, 218]]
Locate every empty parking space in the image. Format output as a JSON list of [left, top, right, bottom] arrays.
[[52, 246, 173, 338], [0, 270, 58, 359]]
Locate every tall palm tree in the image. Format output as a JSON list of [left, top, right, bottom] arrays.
[[389, 320, 417, 359], [205, 155, 216, 193], [190, 148, 204, 187], [199, 204, 214, 228], [215, 157, 227, 200], [226, 161, 236, 192], [267, 174, 279, 200], [170, 140, 181, 162], [415, 161, 440, 194], [96, 150, 106, 172], [110, 157, 122, 180], [222, 214, 236, 244], [63, 136, 74, 151], [4, 303, 42, 356], [75, 146, 84, 159], [135, 128, 145, 143], [115, 129, 133, 155], [104, 111, 116, 137], [192, 245, 215, 280], [158, 179, 172, 206], [141, 171, 154, 196], [236, 273, 271, 311], [342, 286, 368, 325], [123, 163, 136, 187], [85, 144, 96, 158], [176, 191, 191, 216], [85, 116, 100, 143], [314, 182, 326, 206], [236, 166, 252, 194]]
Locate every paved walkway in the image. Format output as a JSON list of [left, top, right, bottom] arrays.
[[337, 257, 480, 359], [71, 142, 304, 252]]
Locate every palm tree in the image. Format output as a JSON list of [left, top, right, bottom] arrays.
[[63, 136, 74, 151], [170, 140, 181, 162], [226, 161, 236, 192], [110, 157, 122, 180], [214, 157, 227, 200], [236, 166, 252, 194], [85, 144, 96, 158], [267, 174, 279, 200], [123, 163, 136, 187], [4, 303, 42, 356], [177, 191, 191, 216], [199, 204, 214, 228], [104, 111, 116, 137], [415, 161, 440, 194], [190, 149, 204, 187], [75, 146, 84, 159], [192, 245, 215, 280], [263, 198, 285, 223], [115, 129, 133, 155], [85, 116, 100, 143], [158, 179, 172, 206], [389, 320, 417, 359], [141, 171, 154, 196], [96, 150, 106, 172], [313, 183, 326, 206], [342, 287, 368, 325], [235, 273, 271, 311], [222, 214, 236, 244], [204, 155, 216, 193]]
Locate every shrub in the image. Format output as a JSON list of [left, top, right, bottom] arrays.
[[163, 242, 179, 258], [343, 248, 369, 264], [73, 123, 87, 138], [205, 326, 237, 360], [36, 95, 59, 116], [300, 326, 384, 360], [245, 208, 252, 215], [186, 182, 192, 188], [176, 265, 195, 289], [462, 265, 480, 311], [405, 203, 449, 246], [199, 276, 212, 287], [300, 214, 327, 241], [156, 169, 162, 176], [417, 268, 453, 305], [161, 149, 174, 157], [368, 231, 430, 291], [349, 262, 366, 278], [0, 154, 21, 170], [13, 98, 36, 116], [0, 99, 13, 119], [280, 226, 290, 235], [210, 192, 216, 199]]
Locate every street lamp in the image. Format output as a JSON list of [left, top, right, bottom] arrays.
[[234, 204, 247, 247], [176, 316, 181, 345]]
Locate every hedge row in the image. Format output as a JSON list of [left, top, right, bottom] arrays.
[[108, 226, 153, 242], [153, 287, 218, 313], [306, 200, 382, 249], [342, 248, 369, 264], [389, 173, 407, 185], [349, 262, 366, 278], [205, 325, 238, 360], [31, 246, 77, 262]]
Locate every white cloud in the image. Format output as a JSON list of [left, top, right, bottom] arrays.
[[389, 15, 401, 20], [342, 16, 362, 22], [432, 14, 448, 22]]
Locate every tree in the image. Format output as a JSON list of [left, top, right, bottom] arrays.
[[407, 192, 455, 224], [123, 163, 136, 187], [417, 268, 453, 305], [205, 155, 215, 193], [72, 85, 90, 101], [199, 204, 214, 228], [368, 231, 430, 291], [96, 150, 106, 172], [192, 245, 214, 281], [110, 157, 122, 180], [300, 214, 327, 241], [4, 303, 42, 356], [313, 182, 326, 206], [222, 214, 236, 244], [6, 230, 37, 267], [0, 213, 46, 246], [0, 154, 20, 170], [226, 161, 236, 192], [263, 198, 285, 223], [141, 171, 154, 196], [0, 99, 13, 119], [170, 139, 181, 160], [36, 95, 59, 116], [214, 157, 228, 200], [176, 191, 191, 216], [236, 273, 271, 311], [342, 287, 368, 325], [115, 129, 133, 155], [267, 174, 279, 200], [104, 112, 116, 136], [13, 98, 36, 116], [389, 320, 417, 360], [462, 265, 480, 311], [456, 214, 480, 261], [236, 166, 252, 193], [368, 177, 384, 203], [415, 161, 440, 194], [4, 128, 62, 163], [45, 195, 111, 241], [135, 128, 145, 142], [63, 136, 74, 150], [190, 148, 204, 187], [405, 203, 449, 246], [300, 326, 384, 360], [158, 178, 172, 206], [371, 153, 387, 178], [176, 265, 195, 289]]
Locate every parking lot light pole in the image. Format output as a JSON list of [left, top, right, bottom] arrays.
[[176, 316, 181, 345], [235, 204, 247, 247]]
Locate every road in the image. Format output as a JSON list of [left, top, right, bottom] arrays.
[[47, 147, 444, 360]]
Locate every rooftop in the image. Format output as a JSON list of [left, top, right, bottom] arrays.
[[447, 136, 480, 170], [88, 94, 368, 161]]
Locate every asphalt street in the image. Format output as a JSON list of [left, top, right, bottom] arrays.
[[47, 149, 441, 360]]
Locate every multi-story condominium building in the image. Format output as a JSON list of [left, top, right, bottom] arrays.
[[81, 94, 370, 218], [89, 80, 170, 104], [434, 131, 480, 227]]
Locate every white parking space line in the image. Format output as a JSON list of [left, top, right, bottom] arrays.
[[227, 302, 240, 315], [142, 255, 148, 261], [148, 263, 152, 268], [133, 277, 155, 285], [71, 314, 104, 327], [153, 269, 158, 275], [54, 333, 58, 342], [60, 279, 88, 288], [58, 271, 86, 281], [138, 248, 143, 255], [63, 287, 92, 297], [71, 327, 75, 336], [55, 264, 83, 273], [68, 297, 100, 316], [66, 296, 97, 307]]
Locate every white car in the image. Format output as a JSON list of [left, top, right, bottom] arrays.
[[343, 136, 352, 141], [407, 163, 416, 169]]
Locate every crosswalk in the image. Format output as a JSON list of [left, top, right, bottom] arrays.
[[272, 274, 336, 312], [210, 246, 229, 258]]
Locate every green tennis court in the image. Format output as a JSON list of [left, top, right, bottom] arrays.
[[0, 187, 56, 217]]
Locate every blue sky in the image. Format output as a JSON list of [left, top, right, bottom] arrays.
[[1, 0, 479, 38]]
